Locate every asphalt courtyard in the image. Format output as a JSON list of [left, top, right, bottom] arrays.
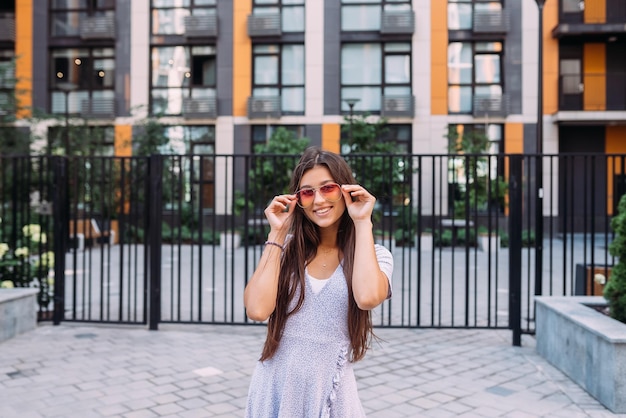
[[0, 322, 624, 418]]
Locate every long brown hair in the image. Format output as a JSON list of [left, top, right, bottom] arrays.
[[260, 147, 373, 362]]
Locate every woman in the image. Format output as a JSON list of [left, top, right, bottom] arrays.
[[244, 147, 393, 417]]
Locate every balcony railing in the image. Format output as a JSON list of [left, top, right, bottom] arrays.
[[184, 15, 218, 38], [0, 16, 15, 42], [247, 13, 281, 37], [247, 96, 281, 119], [559, 73, 626, 111], [381, 95, 414, 117], [473, 95, 508, 118], [380, 10, 415, 35], [182, 97, 217, 119], [81, 98, 115, 118], [473, 9, 509, 33], [80, 15, 115, 39]]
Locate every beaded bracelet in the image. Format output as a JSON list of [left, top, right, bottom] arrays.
[[264, 241, 285, 252]]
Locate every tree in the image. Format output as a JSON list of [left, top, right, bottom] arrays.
[[340, 114, 412, 227], [446, 126, 507, 219], [0, 57, 30, 155], [606, 194, 626, 324], [244, 127, 310, 213]]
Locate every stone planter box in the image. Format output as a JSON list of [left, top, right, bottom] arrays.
[[536, 296, 626, 413], [219, 232, 241, 249], [0, 288, 39, 343], [419, 233, 433, 251], [478, 234, 500, 252]]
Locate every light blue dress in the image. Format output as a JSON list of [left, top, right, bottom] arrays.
[[245, 245, 393, 418]]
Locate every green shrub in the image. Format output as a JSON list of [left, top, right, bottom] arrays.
[[606, 194, 626, 324]]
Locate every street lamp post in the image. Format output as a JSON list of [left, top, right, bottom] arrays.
[[535, 0, 546, 298], [343, 98, 360, 150]]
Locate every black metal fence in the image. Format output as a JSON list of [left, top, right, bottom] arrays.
[[0, 153, 621, 343]]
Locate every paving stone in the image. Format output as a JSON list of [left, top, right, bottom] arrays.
[[1, 324, 625, 418]]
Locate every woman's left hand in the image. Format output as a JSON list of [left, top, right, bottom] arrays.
[[341, 184, 376, 222]]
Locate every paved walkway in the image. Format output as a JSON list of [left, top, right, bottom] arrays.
[[0, 323, 623, 417]]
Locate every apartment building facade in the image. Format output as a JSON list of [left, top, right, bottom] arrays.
[[2, 0, 626, 217]]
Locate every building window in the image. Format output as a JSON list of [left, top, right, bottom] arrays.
[[151, 46, 216, 116], [0, 50, 15, 114], [251, 125, 305, 150], [448, 41, 502, 114], [47, 125, 115, 156], [252, 0, 305, 33], [252, 44, 304, 115], [159, 125, 215, 154], [448, 0, 503, 31], [51, 0, 115, 37], [447, 123, 504, 214], [151, 0, 216, 35], [381, 125, 412, 153], [341, 0, 412, 31], [341, 43, 411, 113], [152, 125, 215, 211], [50, 48, 115, 115]]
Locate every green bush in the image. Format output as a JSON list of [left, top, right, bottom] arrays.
[[606, 194, 626, 324]]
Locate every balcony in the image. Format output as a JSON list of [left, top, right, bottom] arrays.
[[80, 15, 115, 40], [184, 15, 218, 38], [247, 96, 281, 119], [0, 16, 15, 42], [81, 98, 115, 119], [247, 13, 281, 37], [473, 95, 508, 118], [558, 73, 626, 113], [380, 10, 415, 35], [473, 9, 510, 33], [381, 95, 414, 117], [182, 97, 217, 119], [553, 2, 626, 39]]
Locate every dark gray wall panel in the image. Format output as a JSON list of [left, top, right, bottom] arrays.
[[217, 2, 234, 116], [233, 124, 251, 154], [505, 0, 523, 116], [116, 0, 131, 116], [607, 41, 626, 110], [305, 124, 322, 147], [523, 123, 535, 154], [324, 1, 341, 115], [32, 0, 47, 113]]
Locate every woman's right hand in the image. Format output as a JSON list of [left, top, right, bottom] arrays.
[[264, 194, 297, 232]]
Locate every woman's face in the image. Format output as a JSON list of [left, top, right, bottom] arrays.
[[297, 166, 346, 229]]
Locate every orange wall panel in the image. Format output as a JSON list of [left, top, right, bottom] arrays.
[[322, 124, 340, 153], [15, 0, 33, 119], [233, 0, 252, 117], [583, 44, 606, 111], [502, 123, 524, 216], [585, 0, 606, 23], [504, 123, 524, 154], [431, 3, 448, 115], [543, 1, 559, 115], [115, 125, 133, 157], [606, 126, 626, 215]]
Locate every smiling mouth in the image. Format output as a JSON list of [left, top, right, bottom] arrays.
[[314, 207, 332, 215]]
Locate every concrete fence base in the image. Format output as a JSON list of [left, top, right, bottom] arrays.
[[0, 288, 39, 343], [535, 296, 626, 413]]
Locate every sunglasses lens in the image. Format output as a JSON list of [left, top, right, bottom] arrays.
[[297, 188, 315, 207], [320, 184, 341, 201]]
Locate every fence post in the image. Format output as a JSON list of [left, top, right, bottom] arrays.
[[508, 155, 523, 346], [148, 155, 163, 330], [52, 156, 67, 326]]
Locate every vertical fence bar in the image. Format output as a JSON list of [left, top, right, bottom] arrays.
[[148, 155, 163, 330], [508, 155, 523, 346], [52, 156, 68, 325]]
